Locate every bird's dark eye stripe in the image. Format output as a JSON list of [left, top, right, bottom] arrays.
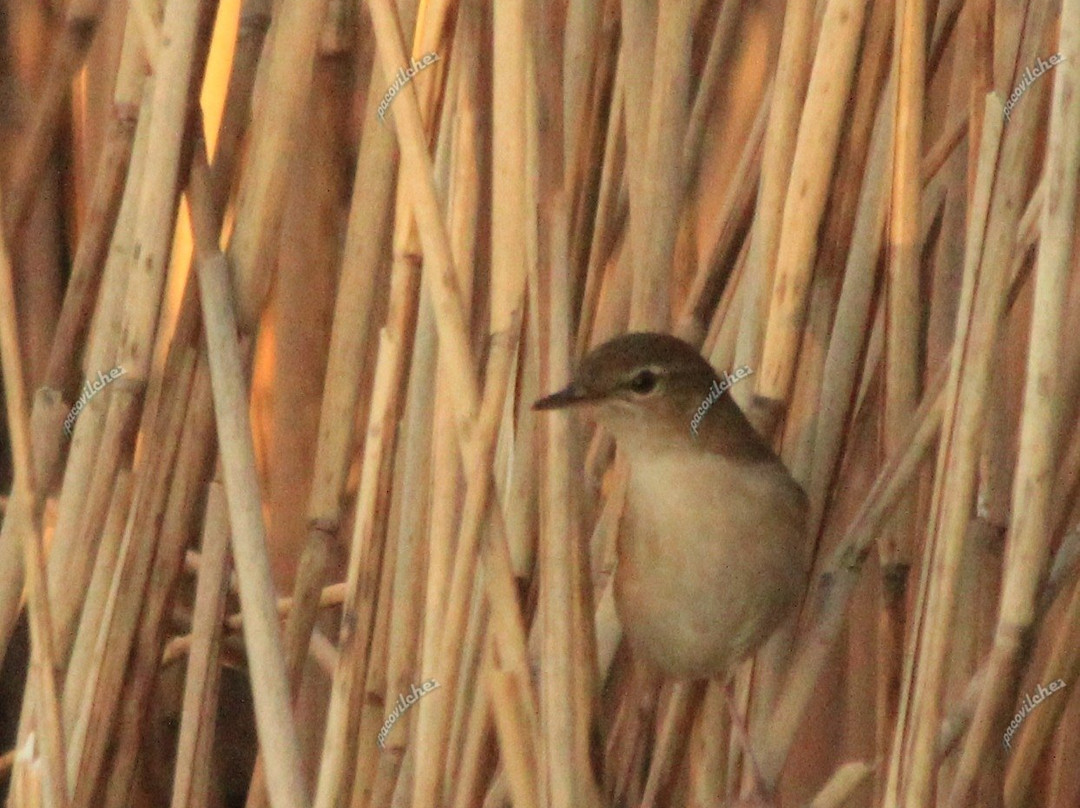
[[627, 369, 658, 394]]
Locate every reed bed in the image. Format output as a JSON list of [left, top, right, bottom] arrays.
[[1, 0, 1079, 807]]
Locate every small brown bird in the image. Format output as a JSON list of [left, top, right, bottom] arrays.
[[535, 332, 808, 796]]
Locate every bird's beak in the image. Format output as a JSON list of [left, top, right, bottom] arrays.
[[533, 382, 601, 411]]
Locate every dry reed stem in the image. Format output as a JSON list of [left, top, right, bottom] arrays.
[[60, 471, 133, 733], [627, 0, 700, 330], [964, 0, 993, 209], [0, 182, 69, 808], [618, 0, 656, 326], [808, 761, 874, 808], [1004, 573, 1080, 806], [815, 0, 893, 285], [100, 352, 216, 808], [449, 645, 494, 808], [363, 7, 538, 808], [61, 348, 194, 807], [311, 165, 420, 808], [927, 524, 1080, 761], [361, 278, 442, 805], [686, 680, 726, 807], [169, 482, 231, 808], [450, 588, 490, 804], [226, 0, 333, 331], [488, 661, 539, 808], [879, 1, 924, 791], [948, 3, 1079, 801], [191, 152, 311, 808], [129, 0, 165, 67], [704, 207, 750, 371], [365, 0, 481, 438], [887, 90, 1005, 808], [40, 99, 152, 669], [566, 5, 619, 298], [209, 0, 271, 205], [417, 31, 482, 804], [1007, 177, 1044, 304], [757, 0, 868, 412], [640, 682, 701, 808], [240, 55, 399, 808], [0, 11, 151, 675], [49, 0, 205, 686], [563, 0, 603, 190], [0, 202, 30, 659], [31, 17, 146, 482], [309, 0, 454, 798], [356, 430, 409, 807], [884, 0, 925, 552], [731, 0, 813, 411], [221, 584, 347, 630], [241, 14, 406, 804], [537, 192, 579, 808], [806, 73, 894, 543], [921, 110, 969, 186], [491, 0, 528, 338]]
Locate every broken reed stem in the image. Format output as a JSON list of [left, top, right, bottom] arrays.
[[221, 584, 346, 630]]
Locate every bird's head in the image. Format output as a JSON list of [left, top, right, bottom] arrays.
[[533, 332, 720, 452]]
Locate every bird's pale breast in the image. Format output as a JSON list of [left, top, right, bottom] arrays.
[[615, 449, 807, 680]]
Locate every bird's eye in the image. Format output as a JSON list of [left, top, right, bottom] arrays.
[[628, 370, 658, 395]]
